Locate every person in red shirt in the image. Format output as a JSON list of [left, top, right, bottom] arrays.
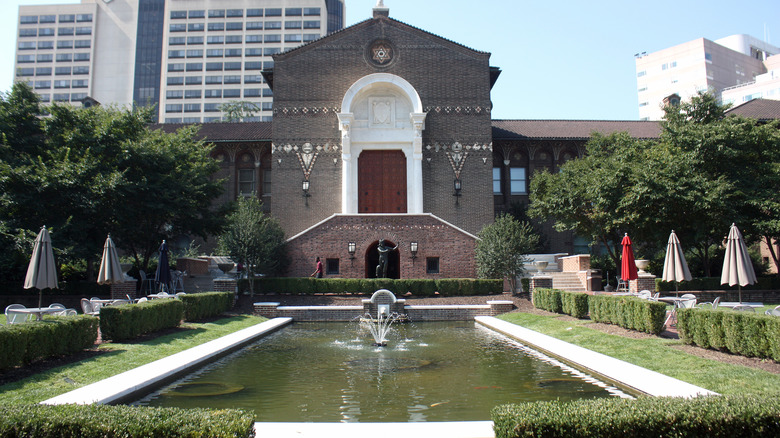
[[310, 257, 323, 278]]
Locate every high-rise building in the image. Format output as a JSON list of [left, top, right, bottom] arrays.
[[13, 0, 346, 122], [635, 34, 779, 120]]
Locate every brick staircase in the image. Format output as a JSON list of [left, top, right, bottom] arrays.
[[548, 271, 587, 293]]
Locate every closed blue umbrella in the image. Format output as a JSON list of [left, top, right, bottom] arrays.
[[155, 240, 171, 293]]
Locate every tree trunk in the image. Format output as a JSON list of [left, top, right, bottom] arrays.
[[765, 235, 780, 277]]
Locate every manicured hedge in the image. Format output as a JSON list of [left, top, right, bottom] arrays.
[[588, 294, 666, 335], [0, 404, 254, 438], [656, 276, 780, 292], [246, 277, 503, 296], [677, 308, 780, 360], [99, 299, 184, 342], [0, 316, 98, 371], [532, 288, 589, 318], [492, 394, 780, 438], [179, 291, 234, 321]]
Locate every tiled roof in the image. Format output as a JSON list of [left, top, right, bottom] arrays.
[[492, 120, 661, 140], [149, 122, 272, 142], [726, 99, 780, 120]]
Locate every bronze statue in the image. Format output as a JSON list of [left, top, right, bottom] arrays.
[[375, 239, 398, 278]]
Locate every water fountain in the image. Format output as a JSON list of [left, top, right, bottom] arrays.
[[358, 307, 403, 347]]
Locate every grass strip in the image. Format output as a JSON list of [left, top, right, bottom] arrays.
[[498, 312, 780, 396], [0, 315, 267, 405]]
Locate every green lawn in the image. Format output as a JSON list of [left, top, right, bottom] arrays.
[[498, 312, 780, 396], [0, 315, 267, 405]]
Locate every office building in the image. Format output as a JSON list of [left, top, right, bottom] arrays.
[[635, 34, 779, 120], [14, 0, 346, 122]]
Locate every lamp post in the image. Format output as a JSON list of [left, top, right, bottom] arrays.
[[453, 178, 462, 205], [348, 242, 356, 260]]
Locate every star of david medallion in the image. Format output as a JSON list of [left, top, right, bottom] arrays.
[[372, 44, 392, 63], [366, 39, 396, 67]]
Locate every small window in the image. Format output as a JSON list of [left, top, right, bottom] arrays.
[[247, 8, 263, 17], [208, 9, 225, 18], [426, 258, 440, 274], [238, 168, 256, 196], [510, 167, 526, 195], [170, 11, 187, 19], [492, 167, 502, 194], [189, 10, 205, 19], [326, 258, 339, 275]]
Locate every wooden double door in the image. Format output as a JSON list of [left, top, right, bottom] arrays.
[[358, 150, 407, 213]]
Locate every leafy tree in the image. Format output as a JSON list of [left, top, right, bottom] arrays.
[[218, 101, 260, 122], [475, 213, 540, 293], [217, 197, 287, 295], [0, 86, 227, 278]]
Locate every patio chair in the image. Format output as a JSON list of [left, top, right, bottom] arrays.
[[651, 292, 660, 301], [175, 292, 187, 299], [172, 270, 186, 293], [5, 304, 31, 324], [137, 297, 148, 303], [697, 297, 720, 309], [638, 290, 652, 299], [681, 293, 696, 300], [765, 305, 780, 316], [616, 279, 629, 292], [48, 303, 67, 316], [732, 305, 755, 312], [139, 270, 155, 294], [80, 298, 100, 316]]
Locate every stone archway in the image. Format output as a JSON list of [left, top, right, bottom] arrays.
[[364, 239, 400, 279]]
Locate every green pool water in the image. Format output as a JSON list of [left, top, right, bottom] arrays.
[[134, 321, 630, 422]]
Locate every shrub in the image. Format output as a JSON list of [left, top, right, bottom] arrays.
[[588, 295, 666, 335], [532, 288, 562, 313], [561, 291, 589, 319], [0, 316, 98, 370], [677, 308, 780, 360], [492, 394, 780, 438], [248, 277, 500, 296], [99, 299, 184, 342], [179, 291, 234, 321], [0, 404, 254, 438]]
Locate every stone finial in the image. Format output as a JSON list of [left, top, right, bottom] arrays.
[[373, 0, 389, 18]]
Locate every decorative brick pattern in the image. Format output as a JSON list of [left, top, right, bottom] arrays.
[[213, 278, 237, 293], [530, 276, 553, 298], [630, 274, 656, 293], [560, 255, 591, 272], [176, 258, 209, 276]]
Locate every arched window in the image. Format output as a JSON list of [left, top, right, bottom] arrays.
[[236, 152, 257, 197]]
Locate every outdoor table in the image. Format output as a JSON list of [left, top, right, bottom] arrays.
[[656, 296, 693, 304], [90, 299, 115, 305], [147, 293, 176, 299], [14, 307, 62, 321], [717, 302, 763, 309]]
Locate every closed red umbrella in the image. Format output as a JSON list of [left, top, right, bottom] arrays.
[[621, 233, 638, 282]]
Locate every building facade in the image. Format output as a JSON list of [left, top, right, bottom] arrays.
[[14, 0, 346, 122], [636, 34, 779, 121]]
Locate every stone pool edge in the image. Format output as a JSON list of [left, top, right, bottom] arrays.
[[475, 316, 717, 398], [41, 317, 293, 406]]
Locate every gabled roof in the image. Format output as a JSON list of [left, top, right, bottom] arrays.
[[726, 99, 780, 120], [274, 15, 490, 61], [492, 120, 661, 141], [149, 122, 272, 143]]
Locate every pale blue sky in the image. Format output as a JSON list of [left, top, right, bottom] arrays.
[[3, 0, 779, 120]]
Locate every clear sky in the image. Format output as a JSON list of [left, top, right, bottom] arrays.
[[2, 0, 779, 120]]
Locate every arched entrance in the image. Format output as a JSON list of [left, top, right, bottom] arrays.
[[358, 150, 407, 213], [364, 240, 400, 279]]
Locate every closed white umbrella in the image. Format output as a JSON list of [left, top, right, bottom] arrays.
[[24, 226, 59, 308], [720, 223, 757, 303], [97, 234, 124, 285], [662, 230, 692, 297]]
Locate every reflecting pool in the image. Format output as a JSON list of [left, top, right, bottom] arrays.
[[134, 321, 630, 422]]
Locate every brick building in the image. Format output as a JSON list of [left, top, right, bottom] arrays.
[[158, 5, 665, 279]]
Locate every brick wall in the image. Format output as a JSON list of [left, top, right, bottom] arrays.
[[270, 16, 494, 238], [284, 214, 478, 279]]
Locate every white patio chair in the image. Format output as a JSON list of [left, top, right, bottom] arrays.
[[651, 292, 660, 301], [5, 304, 31, 324], [80, 298, 100, 316], [681, 293, 696, 300], [638, 290, 652, 299], [139, 270, 155, 294], [679, 298, 697, 308], [616, 279, 629, 292], [765, 305, 780, 316], [175, 292, 187, 299], [697, 296, 720, 309], [48, 303, 67, 316], [136, 297, 148, 303]]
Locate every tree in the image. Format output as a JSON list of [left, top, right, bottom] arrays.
[[217, 197, 287, 295], [475, 213, 540, 293], [0, 87, 227, 277], [218, 101, 260, 122]]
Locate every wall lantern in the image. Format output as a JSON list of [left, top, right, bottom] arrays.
[[410, 241, 418, 259], [348, 242, 356, 259], [302, 179, 311, 205], [453, 178, 462, 205]]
